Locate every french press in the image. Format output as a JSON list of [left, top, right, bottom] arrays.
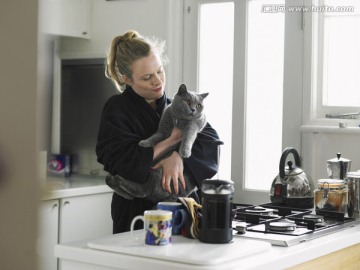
[[200, 179, 234, 244]]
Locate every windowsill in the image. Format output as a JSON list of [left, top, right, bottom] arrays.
[[301, 125, 360, 134]]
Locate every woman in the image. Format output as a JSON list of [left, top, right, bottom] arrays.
[[96, 30, 221, 233]]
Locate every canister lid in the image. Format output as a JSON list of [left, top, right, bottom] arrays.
[[318, 179, 345, 188], [347, 171, 360, 179]]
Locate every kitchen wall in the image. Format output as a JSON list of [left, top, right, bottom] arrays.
[[302, 132, 360, 181]]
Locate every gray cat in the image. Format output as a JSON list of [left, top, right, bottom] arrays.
[[105, 84, 208, 202], [139, 83, 208, 158]]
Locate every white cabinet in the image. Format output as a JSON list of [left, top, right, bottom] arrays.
[[39, 192, 113, 270], [59, 193, 113, 243], [39, 0, 91, 39], [38, 199, 60, 270]]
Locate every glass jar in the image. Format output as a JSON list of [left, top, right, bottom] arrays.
[[314, 179, 347, 212]]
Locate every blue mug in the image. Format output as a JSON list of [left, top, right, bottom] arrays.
[[157, 202, 186, 235]]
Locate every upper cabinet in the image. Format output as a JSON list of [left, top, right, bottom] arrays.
[[39, 0, 91, 39]]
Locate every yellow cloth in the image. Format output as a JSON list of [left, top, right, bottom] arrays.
[[178, 197, 202, 239]]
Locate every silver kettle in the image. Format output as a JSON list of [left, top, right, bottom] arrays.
[[326, 153, 351, 179], [270, 147, 315, 209]]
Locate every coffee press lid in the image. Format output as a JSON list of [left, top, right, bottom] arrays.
[[202, 179, 234, 194]]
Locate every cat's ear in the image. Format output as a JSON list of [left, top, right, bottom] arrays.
[[178, 84, 188, 95], [199, 93, 209, 100]]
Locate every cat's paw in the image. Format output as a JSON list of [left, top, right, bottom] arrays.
[[139, 140, 153, 147], [179, 148, 191, 158]]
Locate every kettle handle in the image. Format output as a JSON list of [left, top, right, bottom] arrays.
[[279, 147, 301, 179]]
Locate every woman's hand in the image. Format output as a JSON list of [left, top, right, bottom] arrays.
[[152, 151, 185, 194]]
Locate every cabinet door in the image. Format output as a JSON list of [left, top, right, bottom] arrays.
[[39, 0, 91, 38], [38, 199, 59, 270], [59, 192, 112, 243]]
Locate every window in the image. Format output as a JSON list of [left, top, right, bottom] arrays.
[[184, 0, 289, 204], [245, 0, 285, 190], [316, 0, 360, 117], [198, 2, 234, 180]]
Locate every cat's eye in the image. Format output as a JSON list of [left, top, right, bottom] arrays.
[[184, 100, 190, 105], [196, 104, 201, 108]]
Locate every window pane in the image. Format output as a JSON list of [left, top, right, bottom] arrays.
[[198, 2, 234, 180], [245, 0, 285, 190], [322, 1, 360, 106]]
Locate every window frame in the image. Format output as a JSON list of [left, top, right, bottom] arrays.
[[304, 0, 360, 124]]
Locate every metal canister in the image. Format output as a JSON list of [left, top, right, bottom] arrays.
[[314, 179, 347, 213], [326, 153, 351, 179], [347, 171, 360, 218]]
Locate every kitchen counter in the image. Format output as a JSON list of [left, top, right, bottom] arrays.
[[41, 175, 112, 200], [55, 223, 360, 270]]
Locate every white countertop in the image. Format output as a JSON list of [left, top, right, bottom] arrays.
[[242, 224, 360, 269], [55, 223, 360, 270], [41, 175, 112, 200]]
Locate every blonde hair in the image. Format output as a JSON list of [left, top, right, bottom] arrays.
[[105, 30, 168, 92]]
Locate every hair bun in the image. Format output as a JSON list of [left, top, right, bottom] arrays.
[[122, 30, 140, 41]]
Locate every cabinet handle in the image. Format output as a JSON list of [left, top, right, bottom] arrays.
[[51, 203, 58, 209], [63, 201, 70, 206]]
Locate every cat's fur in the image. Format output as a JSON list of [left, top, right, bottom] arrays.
[[105, 167, 197, 202], [105, 84, 207, 202], [139, 84, 208, 158]]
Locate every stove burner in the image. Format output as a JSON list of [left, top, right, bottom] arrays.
[[268, 222, 296, 232], [302, 214, 324, 223], [245, 207, 274, 215]]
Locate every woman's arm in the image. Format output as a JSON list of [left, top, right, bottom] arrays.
[[152, 123, 222, 195], [152, 127, 185, 194], [152, 127, 182, 160], [96, 96, 158, 183]]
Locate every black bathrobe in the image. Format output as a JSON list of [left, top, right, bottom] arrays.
[[96, 85, 222, 233]]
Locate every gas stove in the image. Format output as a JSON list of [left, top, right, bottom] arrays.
[[232, 203, 360, 246]]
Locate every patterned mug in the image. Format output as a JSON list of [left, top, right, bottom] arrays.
[[130, 210, 172, 246]]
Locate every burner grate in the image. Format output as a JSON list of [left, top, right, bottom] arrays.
[[233, 202, 360, 246]]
